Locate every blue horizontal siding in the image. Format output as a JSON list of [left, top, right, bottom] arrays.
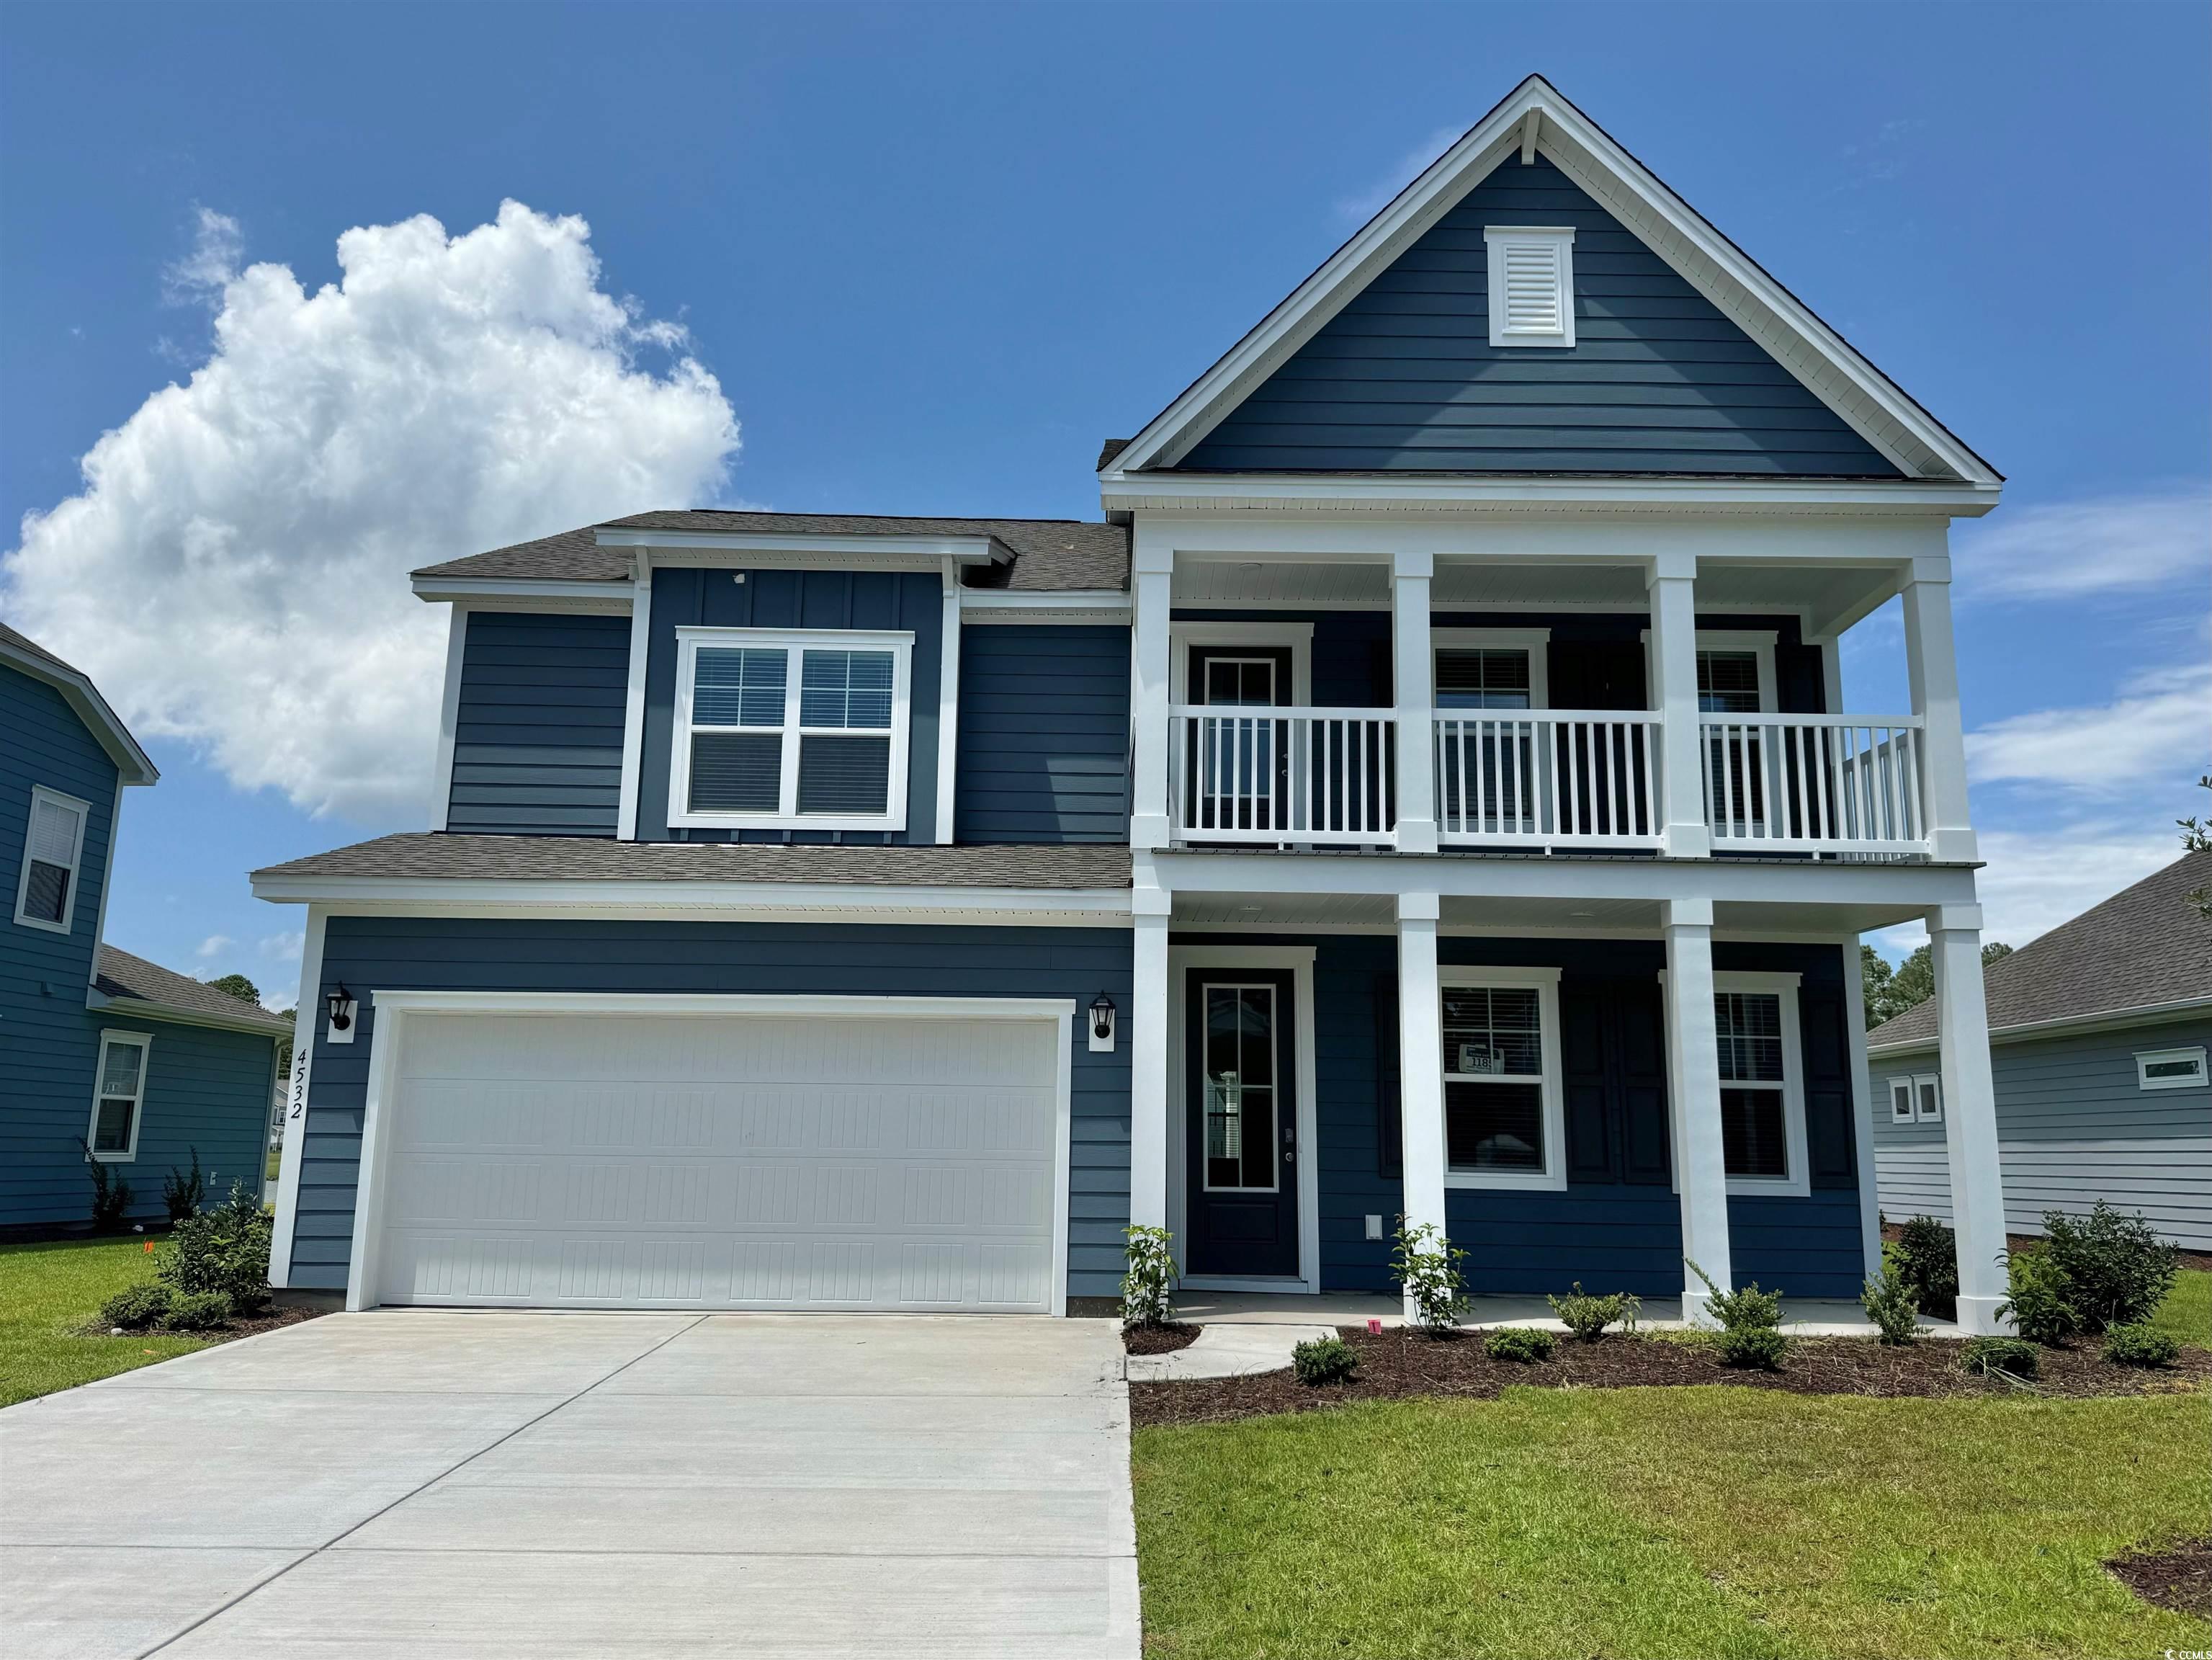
[[447, 612, 628, 836], [956, 625, 1129, 844]]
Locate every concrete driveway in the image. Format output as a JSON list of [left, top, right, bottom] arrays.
[[1, 1312, 1137, 1659]]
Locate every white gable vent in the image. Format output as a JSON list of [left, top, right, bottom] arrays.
[[1484, 226, 1576, 347]]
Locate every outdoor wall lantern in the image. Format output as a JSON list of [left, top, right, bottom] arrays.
[[326, 983, 359, 1045], [1088, 991, 1117, 1053]]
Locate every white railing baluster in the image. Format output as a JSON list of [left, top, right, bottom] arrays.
[[1693, 713, 1930, 857]]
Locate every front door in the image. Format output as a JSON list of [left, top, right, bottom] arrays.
[[1184, 970, 1300, 1277]]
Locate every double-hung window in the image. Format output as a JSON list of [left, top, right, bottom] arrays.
[[87, 1031, 151, 1161], [1439, 968, 1565, 1190], [14, 785, 90, 934], [671, 628, 912, 830], [1711, 972, 1809, 1195]]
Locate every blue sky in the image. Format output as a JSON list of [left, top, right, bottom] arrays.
[[3, 1, 2206, 1001]]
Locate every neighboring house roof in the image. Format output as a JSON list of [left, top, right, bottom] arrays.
[[251, 833, 1134, 891], [413, 512, 1129, 593], [91, 945, 294, 1038], [1868, 850, 2212, 1052], [0, 622, 158, 785]]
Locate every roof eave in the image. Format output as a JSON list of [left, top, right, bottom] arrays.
[[87, 987, 293, 1038], [0, 638, 158, 785]]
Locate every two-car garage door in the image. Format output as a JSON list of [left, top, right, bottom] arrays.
[[359, 999, 1067, 1314]]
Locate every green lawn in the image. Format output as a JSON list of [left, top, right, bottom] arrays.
[[0, 1237, 220, 1407], [2151, 1267, 2211, 1347]]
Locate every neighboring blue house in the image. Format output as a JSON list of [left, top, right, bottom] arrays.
[[253, 76, 2023, 1332], [1, 623, 293, 1231], [1870, 850, 2212, 1248]]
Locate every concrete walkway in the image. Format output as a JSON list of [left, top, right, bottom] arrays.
[[0, 1311, 1137, 1660]]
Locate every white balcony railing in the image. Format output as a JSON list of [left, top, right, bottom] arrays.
[[1168, 706, 1395, 845], [1700, 715, 1926, 854], [1435, 712, 1664, 849]]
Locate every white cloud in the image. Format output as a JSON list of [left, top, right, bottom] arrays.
[[258, 931, 304, 964], [1335, 125, 1467, 225], [1954, 486, 2210, 601], [3, 200, 740, 824], [194, 934, 234, 959], [1966, 661, 2211, 798], [164, 207, 243, 303]]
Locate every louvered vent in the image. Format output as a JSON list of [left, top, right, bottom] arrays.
[[1483, 226, 1576, 347], [1502, 243, 1562, 334]]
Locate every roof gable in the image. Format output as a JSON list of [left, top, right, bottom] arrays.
[[0, 622, 158, 785]]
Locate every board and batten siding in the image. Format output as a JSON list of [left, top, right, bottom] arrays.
[[955, 624, 1130, 844], [445, 611, 629, 836], [1871, 1018, 2212, 1248], [1179, 156, 1901, 477], [289, 916, 1133, 1299]]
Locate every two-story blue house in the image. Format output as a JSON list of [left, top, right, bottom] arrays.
[[2, 624, 294, 1231], [254, 76, 2019, 1333]]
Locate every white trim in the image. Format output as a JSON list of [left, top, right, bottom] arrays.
[[959, 589, 1131, 625], [1884, 1071, 1943, 1123], [86, 1028, 151, 1162], [936, 559, 961, 844], [1438, 965, 1567, 1192], [668, 626, 914, 832], [1712, 969, 1811, 1197], [14, 784, 92, 934], [1484, 226, 1576, 348], [594, 528, 1004, 568], [1168, 945, 1321, 1295], [408, 576, 634, 615], [1840, 936, 1883, 1280], [1432, 627, 1552, 711], [617, 558, 653, 839], [1168, 621, 1314, 707], [2137, 1045, 2208, 1092], [85, 787, 120, 992], [344, 991, 1076, 1316], [1103, 473, 1999, 517], [429, 605, 469, 834], [0, 635, 159, 784], [268, 907, 325, 1289]]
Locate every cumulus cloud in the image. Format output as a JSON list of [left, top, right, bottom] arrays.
[[3, 201, 740, 823], [194, 934, 234, 959], [1955, 486, 2211, 601], [1966, 661, 2211, 798]]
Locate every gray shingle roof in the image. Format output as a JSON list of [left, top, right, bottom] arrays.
[[0, 620, 85, 678], [413, 512, 1128, 593], [253, 833, 1132, 891], [94, 945, 294, 1035], [1868, 849, 2212, 1050]]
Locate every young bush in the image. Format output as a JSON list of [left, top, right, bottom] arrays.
[[2042, 1202, 2178, 1332], [100, 1282, 173, 1331], [1687, 1260, 1783, 1331], [1860, 1267, 1920, 1346], [159, 1181, 273, 1316], [1888, 1215, 1959, 1318], [1959, 1334, 2039, 1380], [2000, 1246, 2082, 1347], [1715, 1326, 1788, 1370], [2101, 1322, 2180, 1369], [161, 1148, 207, 1223], [1484, 1326, 1555, 1364], [1291, 1335, 1359, 1385], [162, 1290, 232, 1332], [1392, 1221, 1469, 1334], [1547, 1283, 1639, 1341], [1120, 1226, 1179, 1328], [82, 1145, 133, 1233]]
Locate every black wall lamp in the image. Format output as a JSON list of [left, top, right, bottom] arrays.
[[326, 983, 359, 1044], [1089, 991, 1117, 1053]]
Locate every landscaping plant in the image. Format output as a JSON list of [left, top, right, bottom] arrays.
[[1484, 1326, 1554, 1363], [81, 1146, 133, 1233], [1958, 1334, 2039, 1380], [1547, 1283, 1639, 1341], [2041, 1202, 2178, 1332], [1121, 1225, 1179, 1328], [158, 1181, 273, 1316], [1859, 1267, 1920, 1346], [162, 1290, 232, 1332], [1392, 1221, 1469, 1334], [161, 1148, 207, 1223], [2000, 1245, 2082, 1347], [99, 1282, 174, 1331], [2100, 1322, 2180, 1369], [1886, 1215, 1958, 1318], [1291, 1335, 1359, 1385], [1688, 1260, 1787, 1370]]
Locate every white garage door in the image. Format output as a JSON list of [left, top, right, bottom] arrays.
[[365, 1000, 1067, 1313]]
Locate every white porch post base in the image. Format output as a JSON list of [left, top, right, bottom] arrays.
[[1662, 898, 1730, 1328], [1129, 896, 1172, 1233], [1396, 892, 1447, 1322], [1930, 904, 2011, 1335]]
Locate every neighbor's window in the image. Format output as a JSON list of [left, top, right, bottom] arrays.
[[87, 1031, 150, 1161], [671, 628, 911, 829], [1888, 1073, 1942, 1124], [2137, 1047, 2208, 1092], [14, 785, 90, 934], [1715, 989, 1790, 1179], [1441, 979, 1559, 1182]]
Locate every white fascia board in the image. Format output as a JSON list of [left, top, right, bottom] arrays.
[[594, 528, 1006, 566], [84, 990, 292, 1039], [1129, 511, 1951, 563], [411, 576, 635, 615], [0, 640, 159, 785], [1868, 996, 2212, 1058], [1101, 473, 1999, 517], [959, 590, 1132, 625], [367, 989, 1078, 1022]]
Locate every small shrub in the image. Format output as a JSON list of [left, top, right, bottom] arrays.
[[1687, 1260, 1783, 1331], [100, 1282, 173, 1331], [1291, 1335, 1359, 1385], [159, 1181, 273, 1315], [1860, 1267, 1920, 1346], [161, 1148, 207, 1223], [1548, 1282, 1639, 1341], [1392, 1221, 1469, 1334], [1485, 1326, 1555, 1364], [82, 1145, 133, 1233], [1120, 1225, 1178, 1328], [2000, 1246, 2082, 1347], [2042, 1202, 2178, 1332], [1715, 1326, 1787, 1370], [162, 1290, 232, 1332], [1959, 1334, 2038, 1380], [1889, 1215, 1959, 1317], [2101, 1322, 2180, 1369]]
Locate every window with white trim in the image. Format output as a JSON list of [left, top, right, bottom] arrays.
[[2137, 1047, 2208, 1091], [1887, 1072, 1942, 1125], [1440, 969, 1565, 1190], [1483, 226, 1576, 348], [1711, 972, 1809, 1193], [14, 785, 91, 933], [670, 628, 913, 830], [87, 1031, 150, 1161]]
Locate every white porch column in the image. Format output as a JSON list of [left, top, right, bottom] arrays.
[[1391, 550, 1437, 853], [1930, 903, 2010, 1333], [1662, 898, 1730, 1324], [1396, 891, 1447, 1318], [1129, 533, 1174, 852], [1129, 885, 1172, 1231], [1901, 558, 1978, 862], [1647, 550, 1711, 858]]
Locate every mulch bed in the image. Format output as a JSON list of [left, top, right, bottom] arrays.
[[1123, 1321, 1201, 1356], [2107, 1537, 2212, 1619], [1129, 1325, 2212, 1428], [88, 1305, 323, 1347]]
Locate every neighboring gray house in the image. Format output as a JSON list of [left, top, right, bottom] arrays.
[[1868, 849, 2212, 1247]]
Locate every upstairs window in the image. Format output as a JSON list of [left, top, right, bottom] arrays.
[[1483, 226, 1576, 348], [14, 785, 90, 934], [1697, 652, 1763, 714], [1436, 648, 1533, 710], [671, 628, 911, 830]]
